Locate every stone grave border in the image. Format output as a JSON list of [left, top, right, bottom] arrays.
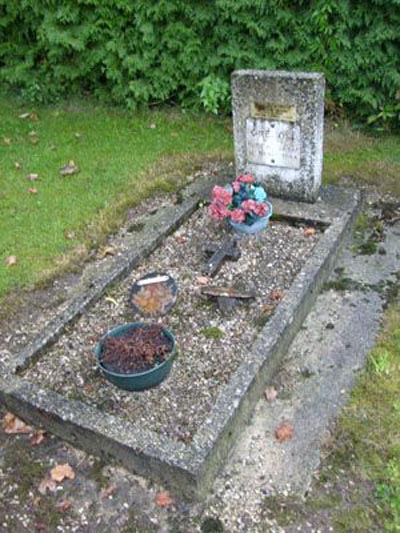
[[0, 175, 360, 499]]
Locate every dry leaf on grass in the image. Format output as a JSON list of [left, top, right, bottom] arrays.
[[5, 256, 17, 267], [155, 491, 174, 507], [275, 422, 294, 443], [19, 112, 38, 120], [15, 161, 22, 170], [38, 477, 57, 495], [28, 188, 38, 194], [28, 131, 40, 144], [264, 386, 278, 402], [50, 463, 75, 482], [304, 227, 317, 236], [60, 160, 80, 177], [64, 230, 76, 240], [99, 245, 116, 258], [2, 412, 32, 434], [3, 136, 12, 145], [56, 500, 72, 512], [26, 173, 39, 181]]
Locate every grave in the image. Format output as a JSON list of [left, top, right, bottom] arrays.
[[232, 70, 325, 202], [0, 175, 359, 498], [0, 72, 360, 499]]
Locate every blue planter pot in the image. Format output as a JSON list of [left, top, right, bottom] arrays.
[[94, 322, 176, 391], [228, 202, 273, 234]]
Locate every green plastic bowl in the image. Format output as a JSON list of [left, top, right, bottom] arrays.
[[94, 322, 176, 391]]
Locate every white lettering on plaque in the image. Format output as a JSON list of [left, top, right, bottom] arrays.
[[246, 118, 301, 169]]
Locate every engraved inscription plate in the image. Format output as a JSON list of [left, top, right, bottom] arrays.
[[250, 102, 297, 122], [246, 118, 301, 169]]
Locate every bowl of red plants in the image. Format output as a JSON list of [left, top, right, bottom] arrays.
[[94, 322, 176, 391]]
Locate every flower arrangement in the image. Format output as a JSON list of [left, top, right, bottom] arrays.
[[209, 174, 272, 228]]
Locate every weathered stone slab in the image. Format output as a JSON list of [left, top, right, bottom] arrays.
[[0, 179, 360, 500], [232, 70, 325, 203]]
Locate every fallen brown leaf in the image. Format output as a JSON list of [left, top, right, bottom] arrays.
[[60, 160, 80, 177], [38, 477, 57, 495], [30, 430, 46, 446], [264, 386, 278, 402], [155, 491, 174, 507], [56, 499, 72, 512], [304, 227, 316, 236], [260, 303, 275, 315], [28, 131, 40, 144], [26, 173, 39, 181], [99, 245, 116, 258], [28, 188, 38, 194], [5, 256, 17, 267], [101, 484, 117, 498], [64, 230, 76, 240], [50, 463, 76, 482], [275, 422, 294, 443], [2, 412, 32, 434], [271, 289, 284, 301]]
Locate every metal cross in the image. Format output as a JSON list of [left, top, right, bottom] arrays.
[[203, 237, 241, 277]]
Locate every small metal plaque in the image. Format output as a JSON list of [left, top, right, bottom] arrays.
[[129, 272, 177, 317], [246, 118, 301, 169], [250, 102, 297, 122]]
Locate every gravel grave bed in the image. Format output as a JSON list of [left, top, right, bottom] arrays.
[[24, 206, 320, 443]]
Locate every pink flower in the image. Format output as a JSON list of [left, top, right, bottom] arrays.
[[232, 181, 241, 193], [229, 208, 246, 223], [253, 202, 269, 217], [209, 201, 229, 220], [235, 174, 255, 184], [241, 200, 270, 217], [241, 199, 258, 213], [212, 185, 232, 206]]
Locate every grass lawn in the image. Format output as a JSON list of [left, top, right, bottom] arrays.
[[0, 95, 232, 298]]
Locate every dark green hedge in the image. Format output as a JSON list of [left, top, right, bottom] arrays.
[[0, 0, 399, 125]]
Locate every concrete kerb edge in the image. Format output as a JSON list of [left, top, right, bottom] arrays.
[[189, 188, 361, 496], [10, 176, 218, 374], [0, 181, 361, 499], [0, 373, 202, 496]]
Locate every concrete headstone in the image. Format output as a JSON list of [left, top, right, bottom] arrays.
[[232, 70, 325, 203]]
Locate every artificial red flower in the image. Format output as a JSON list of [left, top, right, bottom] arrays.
[[235, 174, 255, 184], [229, 208, 246, 223], [209, 201, 230, 220], [232, 181, 241, 193], [211, 185, 232, 205], [241, 199, 258, 213]]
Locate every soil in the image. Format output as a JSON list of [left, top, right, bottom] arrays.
[[100, 324, 173, 374]]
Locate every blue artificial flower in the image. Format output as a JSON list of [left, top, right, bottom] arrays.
[[253, 185, 267, 202]]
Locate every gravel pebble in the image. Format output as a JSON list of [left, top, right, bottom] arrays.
[[25, 206, 319, 443]]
